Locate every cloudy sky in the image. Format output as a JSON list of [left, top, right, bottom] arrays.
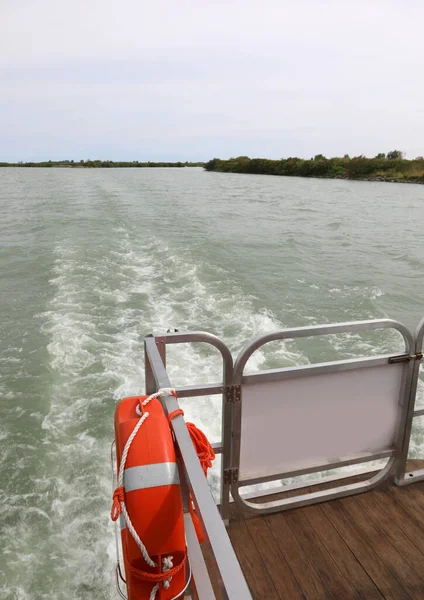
[[1, 0, 423, 161]]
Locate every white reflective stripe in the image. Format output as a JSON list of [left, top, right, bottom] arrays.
[[124, 462, 180, 493], [120, 514, 126, 531]]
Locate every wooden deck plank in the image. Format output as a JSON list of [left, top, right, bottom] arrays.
[[245, 517, 306, 600], [403, 483, 424, 512], [355, 491, 424, 573], [227, 461, 424, 599], [264, 509, 330, 600], [314, 499, 411, 599], [373, 487, 424, 557], [227, 519, 282, 600], [340, 494, 424, 598], [386, 482, 424, 528], [282, 501, 360, 599], [291, 494, 384, 599]]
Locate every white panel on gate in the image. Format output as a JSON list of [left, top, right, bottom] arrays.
[[239, 363, 404, 481]]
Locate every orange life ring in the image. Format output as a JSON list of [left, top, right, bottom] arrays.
[[112, 395, 187, 599]]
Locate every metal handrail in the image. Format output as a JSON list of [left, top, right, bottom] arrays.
[[230, 318, 415, 514], [144, 330, 234, 521], [144, 336, 252, 600], [140, 318, 424, 593], [233, 318, 413, 383], [396, 316, 424, 485]]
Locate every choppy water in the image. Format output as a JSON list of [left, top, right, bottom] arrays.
[[1, 167, 424, 599]]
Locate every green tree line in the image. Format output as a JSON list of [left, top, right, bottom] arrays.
[[0, 160, 205, 168], [204, 152, 424, 184]]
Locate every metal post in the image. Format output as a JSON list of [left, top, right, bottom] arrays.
[[144, 337, 252, 599], [144, 335, 156, 395], [396, 316, 424, 485]]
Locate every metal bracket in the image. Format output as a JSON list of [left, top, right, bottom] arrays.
[[223, 468, 239, 484], [389, 352, 423, 364], [225, 385, 241, 403]]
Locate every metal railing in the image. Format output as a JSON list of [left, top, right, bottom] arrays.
[[395, 316, 424, 485], [142, 317, 424, 596], [229, 319, 414, 516], [144, 334, 251, 600]]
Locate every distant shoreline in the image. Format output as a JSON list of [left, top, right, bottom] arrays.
[[3, 155, 424, 185], [0, 161, 205, 168], [204, 154, 424, 185]]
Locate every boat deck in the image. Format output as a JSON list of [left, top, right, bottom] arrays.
[[224, 460, 424, 600]]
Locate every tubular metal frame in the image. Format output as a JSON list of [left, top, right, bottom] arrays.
[[395, 316, 424, 485], [142, 318, 424, 595], [230, 319, 415, 515], [144, 330, 234, 516], [144, 333, 251, 600]]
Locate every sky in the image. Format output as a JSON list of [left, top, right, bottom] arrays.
[[1, 0, 424, 162]]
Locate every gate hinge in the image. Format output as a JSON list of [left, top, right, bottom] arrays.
[[223, 468, 239, 484], [225, 385, 241, 403], [389, 352, 423, 364]]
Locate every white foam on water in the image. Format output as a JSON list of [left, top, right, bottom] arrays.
[[4, 221, 423, 599], [0, 587, 30, 600], [13, 227, 302, 599], [370, 286, 384, 299]]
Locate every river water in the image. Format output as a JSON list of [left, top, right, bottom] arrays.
[[1, 167, 424, 599]]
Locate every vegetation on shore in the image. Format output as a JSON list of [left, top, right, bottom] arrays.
[[204, 151, 424, 184], [4, 153, 424, 184], [0, 160, 205, 168]]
